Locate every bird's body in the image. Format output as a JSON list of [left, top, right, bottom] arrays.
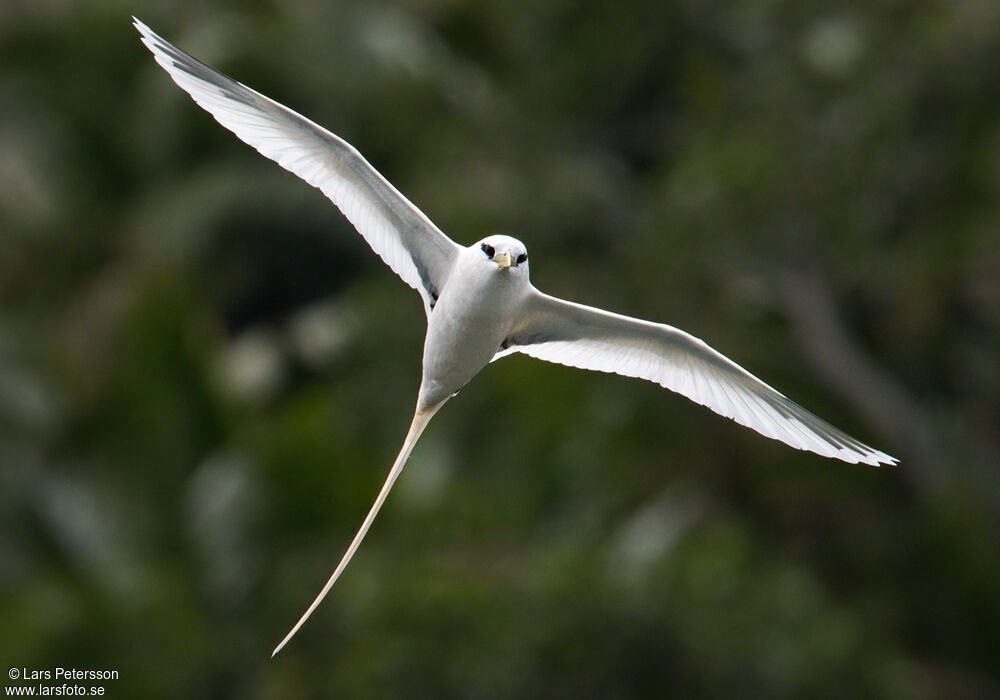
[[421, 238, 529, 408], [134, 18, 898, 656]]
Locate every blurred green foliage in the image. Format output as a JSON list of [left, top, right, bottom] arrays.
[[2, 0, 999, 697]]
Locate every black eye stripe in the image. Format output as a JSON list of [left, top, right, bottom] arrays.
[[481, 243, 495, 258]]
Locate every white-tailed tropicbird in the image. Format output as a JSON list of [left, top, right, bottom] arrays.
[[134, 18, 897, 656]]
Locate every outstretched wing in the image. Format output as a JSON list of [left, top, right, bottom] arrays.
[[135, 18, 460, 317], [498, 288, 897, 466]]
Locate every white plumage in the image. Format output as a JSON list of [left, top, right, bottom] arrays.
[[135, 18, 897, 656]]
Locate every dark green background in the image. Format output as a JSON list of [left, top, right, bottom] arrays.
[[2, 1, 999, 697]]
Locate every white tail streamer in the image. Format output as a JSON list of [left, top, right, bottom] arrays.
[[272, 402, 444, 656]]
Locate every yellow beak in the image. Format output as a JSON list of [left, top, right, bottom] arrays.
[[495, 251, 513, 269]]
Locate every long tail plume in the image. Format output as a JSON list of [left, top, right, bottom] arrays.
[[272, 402, 444, 656]]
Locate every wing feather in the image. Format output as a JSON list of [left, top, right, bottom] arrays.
[[501, 289, 897, 466], [135, 18, 459, 316]]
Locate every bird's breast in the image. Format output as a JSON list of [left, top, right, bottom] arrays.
[[418, 264, 526, 407]]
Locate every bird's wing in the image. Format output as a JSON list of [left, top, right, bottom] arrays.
[[497, 288, 897, 466], [135, 18, 460, 317]]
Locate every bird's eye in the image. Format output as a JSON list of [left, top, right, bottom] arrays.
[[516, 253, 527, 265], [481, 243, 495, 258]]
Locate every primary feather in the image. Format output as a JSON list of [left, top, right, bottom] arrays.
[[500, 290, 897, 466], [134, 17, 459, 317]]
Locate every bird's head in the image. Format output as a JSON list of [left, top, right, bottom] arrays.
[[474, 235, 529, 276]]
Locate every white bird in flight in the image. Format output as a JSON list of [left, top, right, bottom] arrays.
[[135, 18, 897, 656]]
